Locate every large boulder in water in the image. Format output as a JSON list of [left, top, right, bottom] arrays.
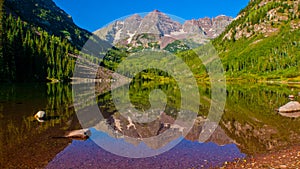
[[278, 101, 300, 113]]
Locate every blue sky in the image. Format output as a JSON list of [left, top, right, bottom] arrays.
[[53, 0, 250, 32]]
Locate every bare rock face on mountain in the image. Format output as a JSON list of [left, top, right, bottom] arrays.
[[220, 0, 300, 41], [95, 21, 124, 44], [125, 14, 143, 31], [95, 10, 183, 44], [94, 10, 233, 48], [120, 14, 142, 40], [138, 10, 182, 35], [197, 15, 233, 38], [183, 19, 204, 34]]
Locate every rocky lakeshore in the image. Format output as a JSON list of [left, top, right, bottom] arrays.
[[221, 144, 300, 169]]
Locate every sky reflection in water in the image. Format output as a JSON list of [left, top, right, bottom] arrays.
[[46, 129, 245, 169]]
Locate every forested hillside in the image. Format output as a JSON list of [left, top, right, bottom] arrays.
[[213, 0, 300, 80], [0, 13, 77, 82], [4, 0, 92, 49], [0, 0, 108, 82], [0, 0, 115, 82]]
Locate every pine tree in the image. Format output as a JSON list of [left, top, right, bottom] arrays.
[[1, 13, 78, 82]]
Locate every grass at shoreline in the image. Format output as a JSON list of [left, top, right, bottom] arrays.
[[225, 74, 300, 83]]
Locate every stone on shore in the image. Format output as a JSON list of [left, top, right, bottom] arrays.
[[278, 101, 300, 113]]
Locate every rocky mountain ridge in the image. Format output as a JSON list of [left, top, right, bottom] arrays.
[[219, 0, 300, 41], [95, 10, 233, 48]]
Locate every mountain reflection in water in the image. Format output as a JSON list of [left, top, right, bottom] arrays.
[[46, 129, 245, 169], [2, 82, 300, 168]]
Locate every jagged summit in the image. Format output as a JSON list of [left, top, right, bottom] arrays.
[[128, 14, 142, 19], [152, 9, 161, 13], [94, 11, 233, 46], [138, 10, 182, 35]]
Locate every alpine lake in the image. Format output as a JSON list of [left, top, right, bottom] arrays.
[[1, 79, 300, 168]]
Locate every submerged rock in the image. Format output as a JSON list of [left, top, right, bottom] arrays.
[[278, 101, 300, 113], [64, 129, 91, 140]]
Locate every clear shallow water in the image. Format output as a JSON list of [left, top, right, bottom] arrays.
[[46, 130, 245, 169], [1, 82, 300, 168]]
